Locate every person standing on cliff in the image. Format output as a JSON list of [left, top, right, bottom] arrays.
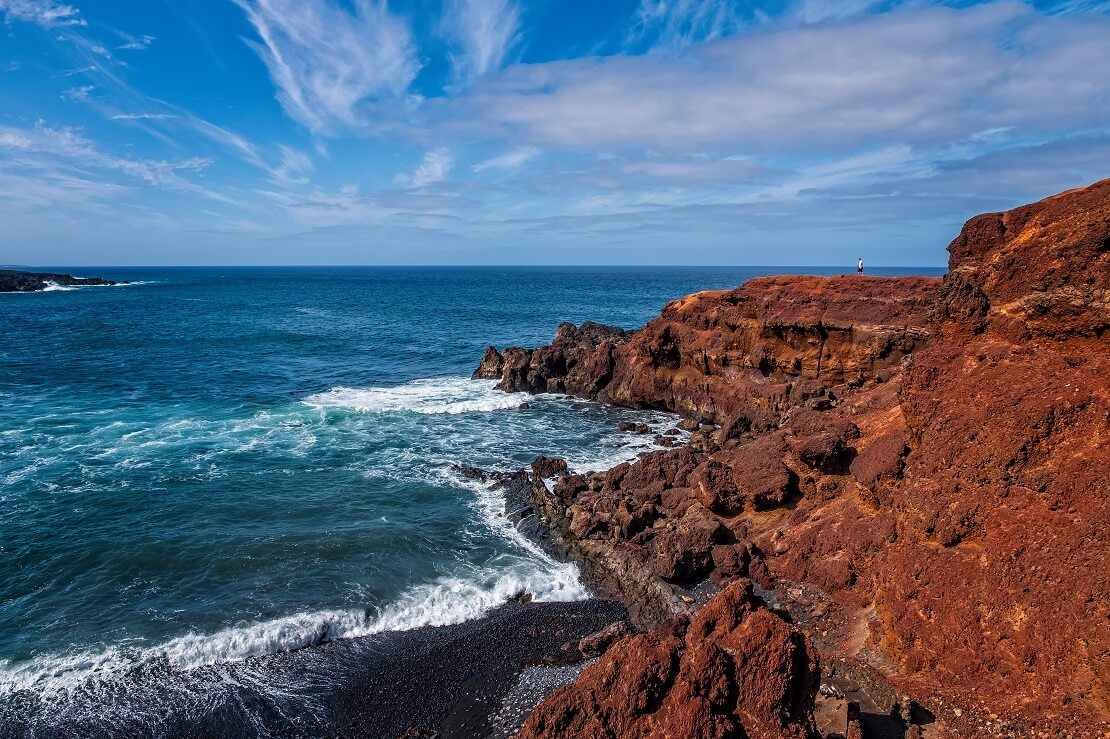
[[857, 257, 864, 275]]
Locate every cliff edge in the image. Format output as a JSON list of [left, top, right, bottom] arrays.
[[479, 179, 1110, 738]]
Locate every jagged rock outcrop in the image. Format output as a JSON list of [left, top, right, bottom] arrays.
[[517, 579, 820, 739], [487, 180, 1110, 738], [0, 269, 119, 292], [473, 321, 631, 396]]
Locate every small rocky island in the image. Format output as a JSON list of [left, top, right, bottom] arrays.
[[0, 269, 121, 292]]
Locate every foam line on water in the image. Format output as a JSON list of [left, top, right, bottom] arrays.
[[0, 561, 585, 698], [302, 377, 528, 415]]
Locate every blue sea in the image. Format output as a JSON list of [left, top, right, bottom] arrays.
[[0, 266, 942, 733]]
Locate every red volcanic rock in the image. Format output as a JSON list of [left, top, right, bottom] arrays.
[[848, 429, 907, 487], [493, 180, 1110, 736], [530, 455, 568, 478], [874, 179, 1110, 727], [604, 275, 939, 422], [730, 433, 796, 510], [650, 504, 729, 584], [691, 459, 744, 515], [516, 580, 820, 739]]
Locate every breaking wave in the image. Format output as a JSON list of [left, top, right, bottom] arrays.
[[302, 377, 528, 415]]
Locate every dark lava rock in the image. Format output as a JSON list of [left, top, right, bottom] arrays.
[[0, 269, 118, 292]]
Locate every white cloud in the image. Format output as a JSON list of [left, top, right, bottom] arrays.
[[472, 146, 539, 172], [61, 84, 94, 100], [235, 0, 421, 134], [630, 0, 745, 48], [395, 147, 454, 188], [269, 145, 313, 184], [442, 0, 521, 86], [117, 33, 156, 51], [0, 0, 84, 27], [456, 4, 1110, 152], [110, 113, 179, 121], [0, 120, 233, 203]]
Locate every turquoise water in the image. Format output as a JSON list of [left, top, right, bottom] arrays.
[[0, 266, 942, 727]]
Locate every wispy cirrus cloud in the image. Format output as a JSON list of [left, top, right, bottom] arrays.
[[472, 146, 539, 172], [116, 33, 156, 51], [234, 0, 421, 135], [0, 0, 84, 27], [0, 120, 234, 204], [395, 147, 454, 189], [269, 145, 313, 185], [60, 83, 94, 100], [441, 0, 521, 87], [629, 0, 746, 49]]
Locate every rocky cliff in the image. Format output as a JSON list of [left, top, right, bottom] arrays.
[[480, 180, 1110, 738]]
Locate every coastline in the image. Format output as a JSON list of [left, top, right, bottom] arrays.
[[466, 179, 1110, 738], [1, 598, 627, 739]]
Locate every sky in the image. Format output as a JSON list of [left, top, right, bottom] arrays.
[[1, 0, 1109, 266]]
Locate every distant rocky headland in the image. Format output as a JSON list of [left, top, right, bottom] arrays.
[[0, 269, 120, 292], [471, 180, 1109, 738]]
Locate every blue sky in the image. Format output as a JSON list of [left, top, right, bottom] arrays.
[[1, 0, 1108, 266]]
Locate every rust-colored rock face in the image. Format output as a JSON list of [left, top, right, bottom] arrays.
[[492, 179, 1110, 739], [884, 179, 1110, 729], [605, 276, 938, 423], [516, 580, 820, 739]]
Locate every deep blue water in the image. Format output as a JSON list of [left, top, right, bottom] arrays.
[[0, 266, 943, 728]]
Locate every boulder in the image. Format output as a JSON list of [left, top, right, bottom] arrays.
[[517, 580, 820, 739], [531, 455, 569, 478]]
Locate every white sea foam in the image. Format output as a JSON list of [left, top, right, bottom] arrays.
[[302, 377, 528, 415], [41, 281, 78, 292], [0, 561, 585, 697]]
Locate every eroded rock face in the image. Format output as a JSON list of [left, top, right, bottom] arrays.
[[489, 179, 1110, 737], [876, 179, 1110, 728], [473, 321, 632, 396], [516, 580, 820, 739], [604, 276, 939, 423]]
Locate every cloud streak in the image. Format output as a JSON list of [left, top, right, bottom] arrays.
[[442, 0, 521, 86], [0, 0, 84, 27], [396, 147, 454, 189], [235, 0, 421, 135]]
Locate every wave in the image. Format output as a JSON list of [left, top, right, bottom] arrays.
[[41, 281, 78, 292], [302, 377, 528, 415], [0, 559, 585, 698]]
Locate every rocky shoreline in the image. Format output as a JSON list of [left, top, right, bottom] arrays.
[[0, 269, 120, 292], [472, 180, 1110, 738]]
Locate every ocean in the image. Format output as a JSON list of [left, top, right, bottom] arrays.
[[0, 265, 943, 735]]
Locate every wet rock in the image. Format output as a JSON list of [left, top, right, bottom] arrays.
[[0, 269, 118, 292], [531, 455, 568, 478], [471, 346, 504, 380]]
